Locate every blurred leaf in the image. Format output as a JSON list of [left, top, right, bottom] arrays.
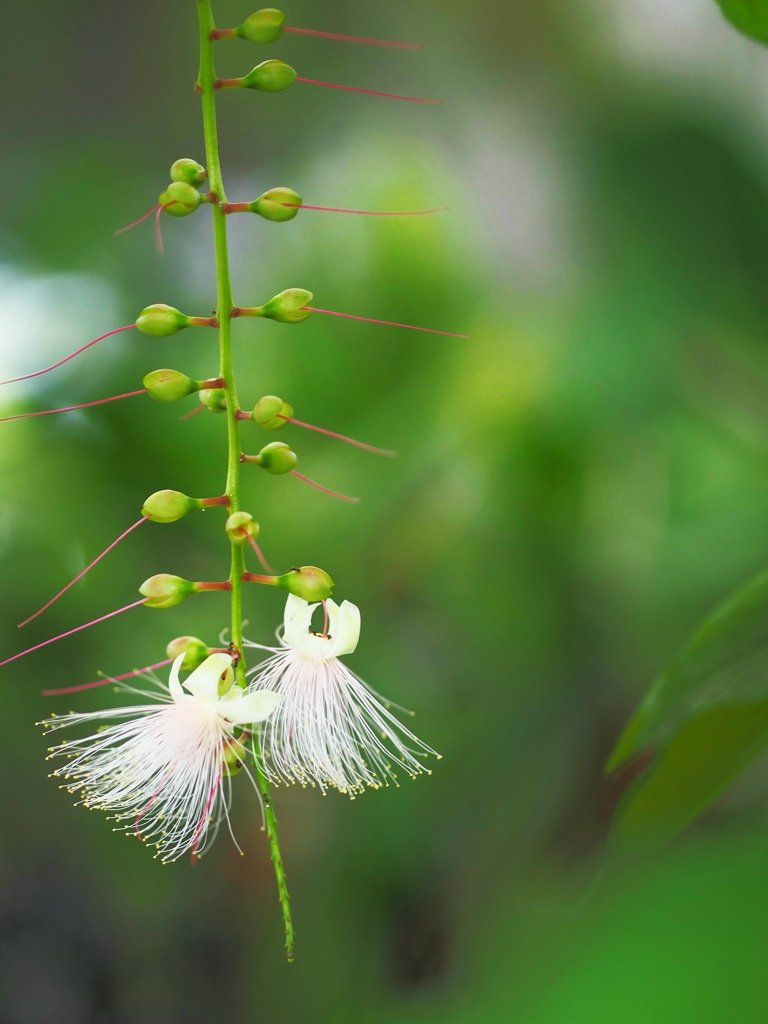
[[713, 0, 768, 43], [608, 570, 768, 846]]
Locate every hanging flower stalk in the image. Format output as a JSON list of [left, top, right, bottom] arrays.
[[0, 3, 455, 963]]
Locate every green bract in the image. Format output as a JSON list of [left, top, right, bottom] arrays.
[[141, 490, 200, 523], [260, 288, 313, 323], [241, 59, 297, 92], [251, 187, 302, 222], [159, 181, 203, 217], [170, 158, 207, 186], [139, 573, 195, 609], [166, 635, 211, 671], [237, 8, 286, 44], [253, 394, 293, 428], [143, 368, 198, 402], [135, 304, 191, 337], [254, 440, 297, 474]]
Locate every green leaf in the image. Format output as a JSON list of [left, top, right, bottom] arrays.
[[608, 570, 768, 847], [713, 0, 768, 44]]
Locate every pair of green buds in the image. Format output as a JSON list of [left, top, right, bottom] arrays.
[[134, 288, 313, 337], [139, 565, 334, 609]]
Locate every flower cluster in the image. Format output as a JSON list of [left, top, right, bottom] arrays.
[[1, 3, 454, 959]]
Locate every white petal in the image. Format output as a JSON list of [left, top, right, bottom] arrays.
[[329, 600, 361, 657], [184, 653, 233, 703], [168, 653, 187, 702], [283, 594, 319, 649], [219, 690, 281, 725]]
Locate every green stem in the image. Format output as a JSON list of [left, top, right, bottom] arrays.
[[196, 0, 295, 963]]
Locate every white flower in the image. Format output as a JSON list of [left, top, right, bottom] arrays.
[[42, 653, 280, 862], [245, 594, 438, 796]]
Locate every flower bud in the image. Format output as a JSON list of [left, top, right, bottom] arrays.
[[166, 635, 211, 670], [140, 574, 195, 609], [259, 288, 313, 324], [135, 304, 192, 337], [241, 60, 296, 93], [253, 394, 293, 429], [170, 158, 207, 186], [251, 187, 302, 222], [142, 490, 201, 523], [158, 181, 203, 218], [199, 388, 227, 412], [225, 511, 259, 544], [237, 8, 286, 44], [277, 566, 334, 601], [251, 441, 297, 474], [143, 369, 197, 402]]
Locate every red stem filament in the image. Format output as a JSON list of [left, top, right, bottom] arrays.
[[248, 534, 276, 574], [284, 26, 422, 49], [290, 470, 360, 504], [277, 415, 395, 457], [43, 657, 175, 696], [0, 389, 146, 426], [19, 516, 149, 628], [283, 203, 448, 217], [0, 598, 146, 669], [305, 306, 470, 338], [295, 78, 441, 103], [0, 325, 135, 386]]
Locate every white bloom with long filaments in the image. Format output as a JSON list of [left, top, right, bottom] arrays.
[[245, 594, 439, 795], [42, 652, 281, 862]]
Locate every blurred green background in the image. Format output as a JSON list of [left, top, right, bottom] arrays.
[[5, 0, 768, 1020]]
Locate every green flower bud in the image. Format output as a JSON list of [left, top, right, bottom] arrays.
[[237, 8, 286, 44], [253, 441, 297, 474], [260, 288, 313, 324], [142, 490, 201, 523], [135, 304, 192, 337], [166, 635, 211, 670], [199, 388, 227, 413], [252, 394, 293, 429], [140, 574, 195, 609], [251, 187, 302, 222], [241, 60, 296, 93], [277, 566, 334, 601], [143, 369, 197, 402], [225, 511, 260, 544], [158, 181, 203, 218], [170, 158, 207, 186]]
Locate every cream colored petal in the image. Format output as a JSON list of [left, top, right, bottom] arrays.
[[329, 600, 361, 657], [219, 690, 281, 725], [168, 652, 187, 701], [283, 593, 319, 648], [184, 653, 233, 703]]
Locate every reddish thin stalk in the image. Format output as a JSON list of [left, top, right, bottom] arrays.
[[114, 203, 161, 235], [19, 516, 148, 629], [0, 598, 146, 669], [248, 534, 276, 574], [284, 25, 422, 49], [283, 203, 448, 216], [290, 470, 360, 503], [305, 306, 470, 338], [43, 657, 174, 696], [278, 414, 395, 456], [322, 599, 329, 636], [0, 389, 146, 426], [296, 78, 440, 103], [0, 325, 135, 386], [179, 403, 206, 421], [210, 27, 236, 40]]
